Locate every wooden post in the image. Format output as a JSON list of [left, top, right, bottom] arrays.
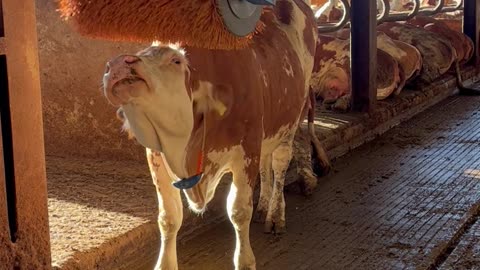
[[350, 0, 377, 112], [0, 0, 51, 268], [464, 0, 479, 64]]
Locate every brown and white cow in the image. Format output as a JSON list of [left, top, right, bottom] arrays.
[[102, 1, 326, 269], [407, 16, 473, 64], [311, 0, 423, 109], [310, 34, 403, 110], [377, 22, 457, 86]]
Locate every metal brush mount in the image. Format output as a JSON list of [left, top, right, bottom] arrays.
[[217, 0, 276, 37]]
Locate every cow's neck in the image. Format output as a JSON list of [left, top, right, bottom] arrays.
[[145, 79, 229, 182], [140, 104, 193, 180], [155, 109, 208, 184]]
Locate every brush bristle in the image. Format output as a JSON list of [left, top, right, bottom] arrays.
[[57, 0, 266, 50]]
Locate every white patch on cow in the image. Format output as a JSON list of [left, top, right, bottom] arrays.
[[261, 69, 268, 87], [193, 81, 228, 116], [277, 1, 316, 98], [283, 55, 294, 77], [261, 124, 295, 155], [318, 38, 350, 75], [199, 145, 249, 203]]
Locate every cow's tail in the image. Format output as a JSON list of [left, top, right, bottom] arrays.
[[455, 59, 480, 95], [307, 87, 331, 174]]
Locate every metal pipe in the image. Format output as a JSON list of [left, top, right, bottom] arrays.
[[405, 0, 421, 19], [381, 0, 420, 22], [441, 0, 463, 12], [377, 0, 390, 24], [317, 0, 351, 33], [417, 0, 445, 16]]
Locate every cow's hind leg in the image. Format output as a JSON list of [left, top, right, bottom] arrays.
[[264, 140, 293, 234], [228, 164, 258, 270], [253, 154, 273, 223], [293, 127, 318, 196], [146, 149, 183, 270]]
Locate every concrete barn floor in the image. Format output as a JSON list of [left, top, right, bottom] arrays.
[[176, 96, 480, 270], [46, 94, 480, 270]]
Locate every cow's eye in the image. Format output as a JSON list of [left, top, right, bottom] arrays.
[[172, 58, 181, 65]]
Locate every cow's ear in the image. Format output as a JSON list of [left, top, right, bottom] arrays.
[[193, 81, 233, 118]]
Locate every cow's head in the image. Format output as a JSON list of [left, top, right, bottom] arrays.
[[103, 44, 194, 179]]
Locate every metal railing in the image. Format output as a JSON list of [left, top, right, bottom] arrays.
[[317, 0, 351, 33], [315, 0, 465, 31]]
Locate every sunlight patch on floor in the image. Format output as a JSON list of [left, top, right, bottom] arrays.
[[48, 198, 149, 268]]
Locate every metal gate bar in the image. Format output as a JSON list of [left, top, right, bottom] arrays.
[[464, 0, 479, 64], [0, 0, 51, 268], [350, 0, 378, 112]]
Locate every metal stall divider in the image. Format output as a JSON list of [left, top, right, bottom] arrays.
[[464, 0, 479, 64], [0, 0, 51, 268], [350, 0, 378, 112], [316, 0, 378, 112]]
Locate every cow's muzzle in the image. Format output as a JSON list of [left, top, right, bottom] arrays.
[[103, 55, 147, 106]]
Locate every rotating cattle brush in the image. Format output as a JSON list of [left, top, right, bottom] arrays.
[[57, 0, 275, 50]]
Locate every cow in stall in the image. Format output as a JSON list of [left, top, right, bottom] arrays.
[[313, 0, 476, 109], [377, 22, 457, 85], [395, 0, 464, 32], [388, 0, 471, 64], [102, 1, 330, 269], [385, 0, 476, 91], [310, 33, 416, 111], [311, 0, 422, 110]]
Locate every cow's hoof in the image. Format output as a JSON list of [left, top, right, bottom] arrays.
[[237, 265, 256, 270], [299, 181, 315, 197], [253, 209, 267, 223], [318, 161, 332, 176], [274, 221, 287, 235], [263, 220, 286, 234]]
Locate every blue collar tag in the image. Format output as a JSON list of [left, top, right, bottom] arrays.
[[172, 173, 203, 190]]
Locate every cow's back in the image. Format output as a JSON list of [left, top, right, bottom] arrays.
[[186, 0, 317, 149], [378, 22, 455, 84]]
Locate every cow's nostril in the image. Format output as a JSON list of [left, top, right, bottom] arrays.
[[124, 55, 140, 64]]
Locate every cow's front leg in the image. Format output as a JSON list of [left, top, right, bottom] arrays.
[[228, 166, 257, 270], [147, 149, 183, 270]]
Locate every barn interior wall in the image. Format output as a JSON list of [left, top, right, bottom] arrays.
[[35, 0, 148, 161]]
